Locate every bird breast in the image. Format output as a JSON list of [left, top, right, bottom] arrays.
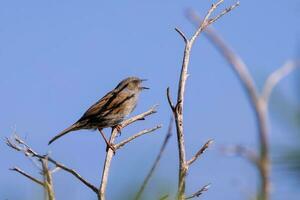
[[113, 90, 139, 117]]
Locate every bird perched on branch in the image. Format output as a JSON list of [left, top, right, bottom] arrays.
[[48, 77, 149, 152]]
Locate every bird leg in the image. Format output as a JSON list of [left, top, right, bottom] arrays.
[[98, 128, 116, 153], [114, 124, 123, 137]]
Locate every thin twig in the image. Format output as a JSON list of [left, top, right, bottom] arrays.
[[262, 61, 299, 103], [167, 87, 175, 111], [185, 184, 211, 199], [50, 167, 61, 174], [185, 9, 260, 112], [8, 137, 56, 199], [115, 125, 162, 150], [170, 1, 238, 199], [134, 118, 173, 200], [186, 8, 288, 200], [190, 0, 239, 45], [6, 136, 98, 194], [10, 167, 44, 186], [6, 105, 159, 199], [46, 156, 98, 193], [122, 105, 158, 126], [207, 1, 240, 25], [98, 106, 159, 200], [175, 28, 188, 43], [187, 140, 214, 166]]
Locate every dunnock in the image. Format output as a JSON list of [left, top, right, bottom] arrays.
[[48, 77, 148, 151]]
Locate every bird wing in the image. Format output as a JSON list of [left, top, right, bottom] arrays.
[[78, 89, 135, 122]]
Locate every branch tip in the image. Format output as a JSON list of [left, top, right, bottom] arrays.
[[185, 183, 211, 199], [262, 60, 298, 103], [6, 134, 98, 194], [115, 124, 162, 150], [10, 166, 44, 186], [175, 27, 188, 43], [187, 139, 214, 166], [167, 87, 175, 111]]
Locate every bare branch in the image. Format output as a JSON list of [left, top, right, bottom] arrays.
[[186, 9, 260, 111], [187, 9, 300, 200], [135, 118, 173, 200], [6, 136, 38, 157], [50, 167, 61, 174], [189, 1, 220, 44], [262, 60, 299, 103], [175, 27, 188, 44], [187, 140, 214, 166], [185, 184, 211, 199], [190, 0, 239, 45], [46, 157, 98, 193], [122, 105, 158, 127], [187, 8, 276, 199], [10, 167, 44, 186], [6, 138, 21, 151], [207, 1, 240, 25], [115, 125, 162, 150], [41, 158, 55, 200], [171, 1, 238, 198], [185, 8, 276, 199], [99, 106, 160, 200], [6, 136, 98, 194], [167, 87, 175, 111], [177, 0, 239, 111]]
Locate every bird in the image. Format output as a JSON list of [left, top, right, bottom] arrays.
[[48, 77, 149, 152]]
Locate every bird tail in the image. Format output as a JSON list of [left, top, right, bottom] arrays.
[[48, 123, 80, 145]]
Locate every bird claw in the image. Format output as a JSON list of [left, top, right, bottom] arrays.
[[115, 124, 122, 137]]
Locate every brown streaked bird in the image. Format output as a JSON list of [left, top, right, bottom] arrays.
[[48, 77, 149, 151]]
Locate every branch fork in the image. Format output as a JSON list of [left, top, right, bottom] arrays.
[[186, 5, 299, 200], [168, 1, 239, 199], [7, 106, 161, 200], [98, 106, 161, 200]]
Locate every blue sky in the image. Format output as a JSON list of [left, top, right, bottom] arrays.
[[1, 0, 299, 199]]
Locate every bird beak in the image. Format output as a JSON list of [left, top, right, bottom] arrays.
[[139, 79, 149, 90]]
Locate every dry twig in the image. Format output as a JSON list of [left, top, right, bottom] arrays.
[[6, 136, 57, 200], [7, 106, 160, 200], [186, 8, 299, 200], [115, 125, 162, 150], [168, 1, 238, 199], [134, 117, 173, 200], [262, 60, 298, 103], [98, 106, 161, 200], [187, 140, 214, 166], [10, 167, 44, 186], [6, 136, 98, 193], [185, 184, 211, 199]]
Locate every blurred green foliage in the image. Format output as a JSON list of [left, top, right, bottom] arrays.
[[272, 64, 300, 179]]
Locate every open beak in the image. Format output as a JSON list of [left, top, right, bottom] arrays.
[[140, 79, 149, 90]]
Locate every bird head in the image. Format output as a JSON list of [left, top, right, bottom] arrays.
[[115, 77, 149, 92]]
